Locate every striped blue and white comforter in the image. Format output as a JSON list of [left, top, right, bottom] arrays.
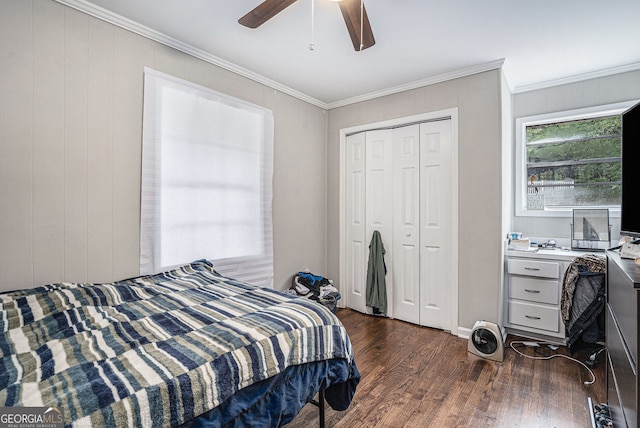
[[0, 260, 357, 427]]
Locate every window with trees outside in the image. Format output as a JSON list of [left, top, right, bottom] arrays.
[[515, 102, 634, 216]]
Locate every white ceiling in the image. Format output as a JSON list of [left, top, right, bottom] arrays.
[[62, 0, 640, 107]]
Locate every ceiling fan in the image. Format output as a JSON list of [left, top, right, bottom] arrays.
[[238, 0, 375, 51]]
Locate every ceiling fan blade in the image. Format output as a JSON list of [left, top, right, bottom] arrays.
[[338, 0, 375, 51], [238, 0, 298, 29]]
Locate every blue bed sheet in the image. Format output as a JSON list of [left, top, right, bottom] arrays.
[[184, 358, 360, 427]]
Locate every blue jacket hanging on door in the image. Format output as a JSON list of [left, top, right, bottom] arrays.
[[366, 230, 387, 316]]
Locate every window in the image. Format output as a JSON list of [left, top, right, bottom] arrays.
[[140, 68, 274, 287], [515, 102, 634, 216]]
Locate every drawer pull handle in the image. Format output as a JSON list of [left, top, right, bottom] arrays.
[[524, 267, 540, 271], [525, 315, 541, 320], [524, 289, 540, 293]]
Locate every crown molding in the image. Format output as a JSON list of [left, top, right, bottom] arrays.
[[52, 1, 508, 110], [512, 62, 640, 94], [327, 59, 506, 109], [53, 0, 329, 109]]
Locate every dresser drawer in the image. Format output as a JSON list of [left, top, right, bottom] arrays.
[[507, 301, 560, 333], [608, 255, 638, 364], [507, 259, 560, 279], [509, 276, 559, 305], [607, 305, 637, 427]]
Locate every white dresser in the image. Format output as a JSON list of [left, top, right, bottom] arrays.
[[503, 248, 590, 343]]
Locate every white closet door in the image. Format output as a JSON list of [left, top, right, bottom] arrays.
[[345, 121, 453, 326], [345, 132, 367, 313], [392, 125, 420, 324], [365, 130, 394, 313], [419, 120, 453, 330]]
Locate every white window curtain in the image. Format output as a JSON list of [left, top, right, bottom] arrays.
[[140, 68, 274, 288]]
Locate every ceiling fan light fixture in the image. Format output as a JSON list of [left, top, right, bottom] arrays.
[[239, 0, 374, 51]]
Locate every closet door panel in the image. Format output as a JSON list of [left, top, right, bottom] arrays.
[[365, 130, 394, 314], [345, 133, 367, 313], [419, 120, 453, 330], [422, 165, 442, 244], [392, 125, 420, 324], [420, 245, 443, 317], [368, 169, 386, 226]]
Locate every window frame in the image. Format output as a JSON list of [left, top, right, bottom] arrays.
[[515, 101, 635, 217], [140, 68, 274, 287]]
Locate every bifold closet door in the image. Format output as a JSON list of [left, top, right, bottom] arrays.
[[392, 120, 453, 329], [364, 129, 393, 308], [345, 129, 393, 314], [418, 120, 453, 331], [345, 120, 452, 331], [392, 124, 421, 324], [345, 132, 367, 314]]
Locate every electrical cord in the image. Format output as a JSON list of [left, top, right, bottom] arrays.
[[509, 340, 596, 385], [589, 347, 606, 361]]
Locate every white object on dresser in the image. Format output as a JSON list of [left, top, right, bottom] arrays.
[[503, 248, 591, 343]]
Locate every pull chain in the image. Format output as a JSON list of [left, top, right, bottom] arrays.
[[309, 0, 316, 50], [359, 0, 364, 50]]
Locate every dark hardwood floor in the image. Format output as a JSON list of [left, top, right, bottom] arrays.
[[288, 308, 606, 427]]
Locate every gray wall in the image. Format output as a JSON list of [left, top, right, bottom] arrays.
[[326, 70, 505, 330], [511, 70, 640, 245], [0, 0, 328, 291]]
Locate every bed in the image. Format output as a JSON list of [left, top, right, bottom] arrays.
[[0, 260, 360, 427]]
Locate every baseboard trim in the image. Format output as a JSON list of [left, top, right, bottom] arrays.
[[458, 326, 472, 340]]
